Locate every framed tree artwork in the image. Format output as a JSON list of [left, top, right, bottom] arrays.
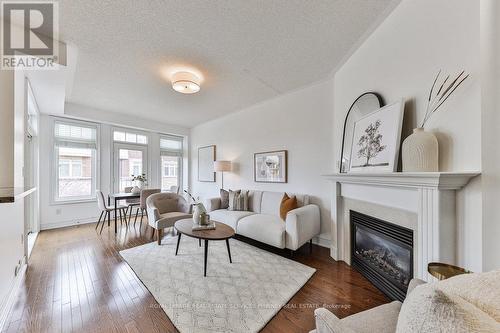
[[254, 150, 288, 183], [198, 145, 216, 182], [348, 100, 405, 173]]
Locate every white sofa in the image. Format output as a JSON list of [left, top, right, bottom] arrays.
[[205, 190, 320, 251]]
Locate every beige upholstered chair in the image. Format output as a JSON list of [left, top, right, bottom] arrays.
[[134, 188, 160, 227], [146, 193, 191, 245]]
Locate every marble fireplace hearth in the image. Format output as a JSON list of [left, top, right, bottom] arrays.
[[324, 172, 479, 281]]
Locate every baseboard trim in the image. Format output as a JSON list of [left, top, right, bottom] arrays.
[[0, 263, 27, 331], [312, 233, 331, 249], [330, 246, 338, 260], [41, 216, 98, 230]]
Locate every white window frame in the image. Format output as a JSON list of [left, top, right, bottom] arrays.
[[51, 117, 100, 204], [112, 128, 149, 145], [112, 127, 150, 192], [159, 134, 183, 191]]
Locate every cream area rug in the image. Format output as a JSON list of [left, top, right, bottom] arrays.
[[120, 236, 315, 333]]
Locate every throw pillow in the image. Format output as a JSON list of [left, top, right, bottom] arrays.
[[227, 189, 241, 211], [239, 190, 249, 211], [396, 282, 500, 333], [228, 190, 249, 211], [280, 193, 298, 220], [220, 189, 229, 209]]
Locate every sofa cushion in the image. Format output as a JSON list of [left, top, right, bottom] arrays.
[[396, 282, 500, 333], [259, 191, 310, 216], [248, 190, 263, 213], [156, 212, 192, 229], [260, 191, 284, 216], [237, 214, 286, 248], [209, 209, 255, 230], [227, 190, 241, 210], [342, 301, 402, 333], [228, 190, 249, 211]]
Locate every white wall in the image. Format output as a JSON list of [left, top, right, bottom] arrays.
[[0, 70, 14, 188], [39, 112, 189, 229], [190, 79, 335, 245], [333, 0, 483, 271], [480, 0, 500, 271], [0, 69, 27, 323]]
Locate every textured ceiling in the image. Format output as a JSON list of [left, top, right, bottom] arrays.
[[59, 0, 396, 127]]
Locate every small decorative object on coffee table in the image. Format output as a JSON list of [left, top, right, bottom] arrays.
[[192, 202, 208, 225], [428, 262, 471, 280], [174, 218, 235, 277]]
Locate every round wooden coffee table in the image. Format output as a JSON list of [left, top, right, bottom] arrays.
[[174, 219, 235, 277]]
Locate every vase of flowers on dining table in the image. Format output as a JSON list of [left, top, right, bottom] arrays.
[[131, 173, 147, 194]]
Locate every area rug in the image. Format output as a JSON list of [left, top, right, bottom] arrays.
[[120, 236, 315, 333]]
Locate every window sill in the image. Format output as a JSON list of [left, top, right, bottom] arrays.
[[50, 198, 96, 206]]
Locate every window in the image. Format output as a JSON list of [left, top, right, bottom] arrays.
[[160, 135, 183, 191], [114, 145, 147, 192], [113, 128, 148, 192], [53, 120, 98, 202], [113, 130, 148, 145], [163, 162, 177, 177], [58, 155, 84, 178]]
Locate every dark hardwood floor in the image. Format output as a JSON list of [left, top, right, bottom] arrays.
[[2, 219, 389, 333]]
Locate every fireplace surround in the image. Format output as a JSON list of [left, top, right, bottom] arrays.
[[350, 210, 413, 301], [325, 172, 479, 280]]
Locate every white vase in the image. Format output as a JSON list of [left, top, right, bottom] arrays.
[[402, 128, 439, 172], [192, 203, 207, 225]]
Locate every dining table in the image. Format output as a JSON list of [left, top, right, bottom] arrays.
[[108, 192, 140, 233]]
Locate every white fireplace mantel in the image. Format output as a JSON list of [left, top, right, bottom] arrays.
[[323, 172, 479, 190], [324, 172, 480, 280]]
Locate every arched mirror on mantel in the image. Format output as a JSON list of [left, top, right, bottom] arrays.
[[339, 92, 384, 173]]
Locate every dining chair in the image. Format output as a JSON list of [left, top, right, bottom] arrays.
[[95, 190, 129, 234], [169, 185, 180, 194], [134, 188, 161, 228], [124, 186, 140, 224]]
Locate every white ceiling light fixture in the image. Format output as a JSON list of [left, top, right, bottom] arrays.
[[172, 71, 201, 94]]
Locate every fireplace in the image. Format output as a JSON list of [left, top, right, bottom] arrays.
[[350, 210, 413, 302]]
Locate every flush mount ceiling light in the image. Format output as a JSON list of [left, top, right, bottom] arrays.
[[171, 71, 201, 94]]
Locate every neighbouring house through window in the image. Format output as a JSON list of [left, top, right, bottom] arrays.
[[160, 135, 183, 191], [53, 120, 98, 202]]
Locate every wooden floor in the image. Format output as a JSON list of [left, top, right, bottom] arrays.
[[2, 219, 389, 333]]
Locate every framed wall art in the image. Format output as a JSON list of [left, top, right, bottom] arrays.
[[198, 145, 216, 182], [254, 150, 287, 183], [348, 100, 405, 173]]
